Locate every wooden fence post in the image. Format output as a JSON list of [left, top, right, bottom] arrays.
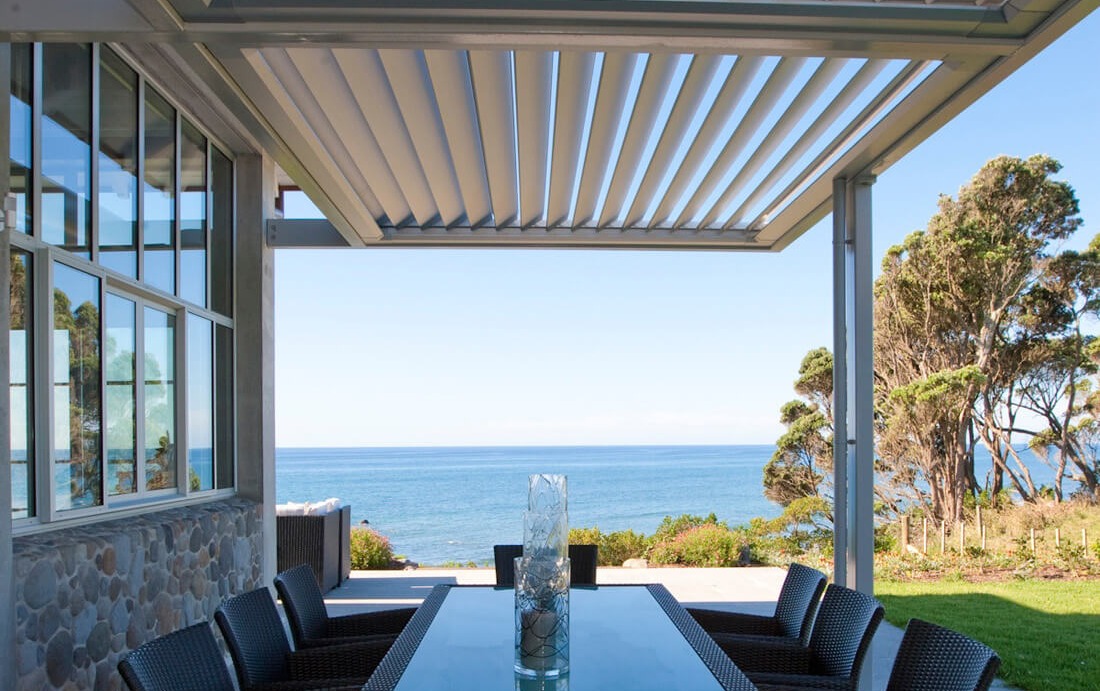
[[940, 521, 946, 553], [1084, 528, 1089, 549], [1055, 528, 1061, 548], [922, 518, 929, 554], [958, 522, 965, 552], [901, 516, 910, 554], [981, 525, 986, 551], [1030, 528, 1037, 553]]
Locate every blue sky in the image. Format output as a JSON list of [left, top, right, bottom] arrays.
[[275, 12, 1100, 448]]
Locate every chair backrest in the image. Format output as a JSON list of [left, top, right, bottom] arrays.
[[214, 588, 292, 689], [493, 544, 599, 586], [886, 619, 1001, 691], [773, 562, 827, 643], [807, 584, 885, 680], [118, 623, 236, 691], [493, 544, 524, 586], [568, 544, 598, 586], [274, 563, 331, 647]]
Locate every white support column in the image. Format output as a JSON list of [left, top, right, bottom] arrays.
[[235, 154, 278, 586], [0, 41, 15, 691], [832, 175, 875, 598]]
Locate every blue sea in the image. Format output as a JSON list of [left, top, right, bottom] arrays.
[[275, 445, 783, 565]]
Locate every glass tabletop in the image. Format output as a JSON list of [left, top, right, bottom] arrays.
[[388, 585, 733, 691]]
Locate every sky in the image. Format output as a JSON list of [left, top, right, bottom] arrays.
[[274, 11, 1100, 448]]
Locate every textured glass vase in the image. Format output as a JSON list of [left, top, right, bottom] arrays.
[[514, 556, 570, 678], [525, 474, 568, 560]]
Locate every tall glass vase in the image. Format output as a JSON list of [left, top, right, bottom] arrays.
[[525, 474, 568, 560], [514, 556, 570, 678]]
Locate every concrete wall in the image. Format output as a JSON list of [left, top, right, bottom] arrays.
[[12, 499, 263, 691]]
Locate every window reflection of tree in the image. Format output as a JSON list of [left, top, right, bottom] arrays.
[[54, 288, 101, 508], [144, 340, 175, 491]]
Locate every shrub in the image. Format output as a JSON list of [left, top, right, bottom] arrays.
[[600, 529, 649, 565], [649, 524, 746, 567], [652, 513, 727, 543], [349, 527, 394, 569], [569, 526, 603, 547]]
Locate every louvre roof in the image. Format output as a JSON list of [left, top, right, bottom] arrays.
[[7, 0, 1095, 249]]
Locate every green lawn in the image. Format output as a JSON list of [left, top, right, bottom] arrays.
[[875, 579, 1100, 691]]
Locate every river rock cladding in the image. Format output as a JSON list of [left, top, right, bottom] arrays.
[[12, 499, 264, 690]]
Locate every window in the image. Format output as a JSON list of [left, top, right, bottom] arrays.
[[143, 88, 176, 294], [9, 43, 33, 233], [13, 42, 236, 524], [98, 49, 139, 279], [105, 294, 137, 495], [188, 315, 213, 491], [11, 251, 34, 518], [180, 120, 207, 307], [41, 45, 93, 257], [211, 147, 234, 316], [144, 307, 176, 491], [53, 262, 102, 512]]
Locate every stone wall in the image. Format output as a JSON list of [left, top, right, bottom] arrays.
[[13, 498, 264, 690]]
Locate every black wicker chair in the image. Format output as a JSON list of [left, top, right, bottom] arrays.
[[275, 563, 416, 649], [885, 619, 1001, 691], [714, 584, 884, 691], [493, 544, 598, 586], [118, 623, 235, 691], [214, 587, 392, 691], [688, 563, 826, 644]]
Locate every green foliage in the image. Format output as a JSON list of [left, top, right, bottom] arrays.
[[349, 527, 394, 569], [568, 526, 652, 565], [649, 524, 747, 567], [652, 513, 726, 543], [766, 349, 833, 508]]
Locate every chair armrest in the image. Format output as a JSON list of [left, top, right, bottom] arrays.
[[286, 640, 392, 680], [712, 634, 812, 675], [298, 633, 396, 650], [250, 679, 365, 691], [327, 608, 417, 637], [687, 608, 782, 636]]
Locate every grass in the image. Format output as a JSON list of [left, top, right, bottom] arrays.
[[875, 579, 1100, 691]]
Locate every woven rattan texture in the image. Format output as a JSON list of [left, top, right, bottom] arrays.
[[118, 623, 235, 691], [885, 619, 1001, 691], [646, 584, 760, 691], [773, 564, 827, 642], [492, 544, 599, 586], [361, 584, 451, 691]]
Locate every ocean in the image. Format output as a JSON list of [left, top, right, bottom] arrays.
[[275, 445, 784, 565]]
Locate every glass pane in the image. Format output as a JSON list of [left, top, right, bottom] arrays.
[[9, 43, 32, 234], [105, 294, 136, 496], [187, 314, 213, 491], [180, 120, 207, 307], [53, 262, 102, 511], [144, 307, 176, 490], [211, 147, 233, 316], [98, 49, 138, 278], [42, 44, 92, 257], [215, 324, 234, 490], [143, 88, 175, 294], [11, 251, 34, 518]]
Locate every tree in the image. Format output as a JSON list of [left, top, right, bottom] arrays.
[[764, 348, 833, 514], [874, 155, 1082, 521]]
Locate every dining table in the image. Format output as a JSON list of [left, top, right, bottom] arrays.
[[361, 583, 758, 690]]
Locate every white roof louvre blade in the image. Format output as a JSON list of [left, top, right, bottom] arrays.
[[333, 48, 439, 228], [597, 54, 679, 229], [284, 48, 406, 228], [726, 59, 890, 230], [515, 51, 553, 228], [622, 55, 724, 229], [546, 51, 597, 229], [572, 52, 640, 228], [673, 57, 807, 230], [425, 50, 494, 229], [701, 58, 848, 229], [469, 50, 520, 228], [378, 49, 466, 228], [247, 49, 382, 241], [647, 55, 765, 229]]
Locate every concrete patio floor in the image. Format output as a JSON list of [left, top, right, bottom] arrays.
[[319, 566, 1013, 690]]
